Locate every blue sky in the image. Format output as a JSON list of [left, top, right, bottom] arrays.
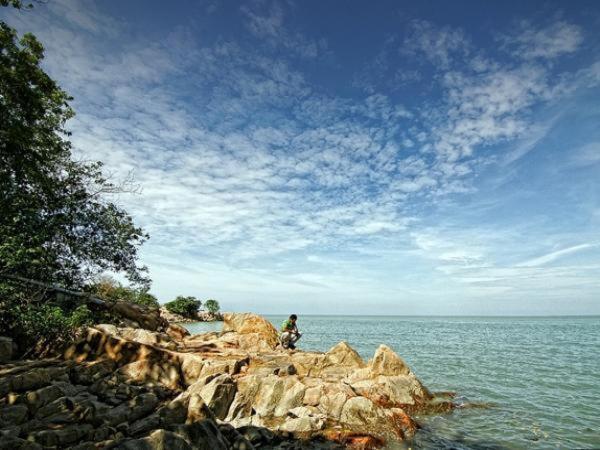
[[3, 0, 599, 314]]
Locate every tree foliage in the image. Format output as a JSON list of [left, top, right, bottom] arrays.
[[0, 13, 149, 352], [165, 296, 201, 318], [204, 299, 220, 314], [0, 21, 149, 290], [89, 277, 159, 308]]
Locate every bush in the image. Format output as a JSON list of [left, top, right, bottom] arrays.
[[204, 299, 220, 314], [10, 303, 94, 356], [165, 296, 201, 318], [89, 277, 159, 308]]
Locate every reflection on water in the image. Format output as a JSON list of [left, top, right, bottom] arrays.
[[184, 315, 600, 449]]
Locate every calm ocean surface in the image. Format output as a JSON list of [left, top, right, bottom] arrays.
[[185, 316, 600, 449]]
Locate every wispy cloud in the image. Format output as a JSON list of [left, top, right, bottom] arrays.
[[240, 1, 327, 59], [499, 20, 583, 60], [402, 19, 470, 69], [516, 243, 598, 267], [3, 2, 599, 312]]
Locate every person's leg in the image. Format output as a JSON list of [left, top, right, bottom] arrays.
[[280, 332, 291, 348], [288, 333, 300, 349]]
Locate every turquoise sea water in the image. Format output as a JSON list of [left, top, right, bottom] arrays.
[[185, 316, 600, 449]]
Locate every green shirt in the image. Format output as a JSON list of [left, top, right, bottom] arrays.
[[281, 319, 295, 332]]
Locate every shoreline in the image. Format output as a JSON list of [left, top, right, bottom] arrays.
[[0, 310, 455, 449]]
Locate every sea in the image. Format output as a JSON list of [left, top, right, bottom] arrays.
[[185, 315, 600, 450]]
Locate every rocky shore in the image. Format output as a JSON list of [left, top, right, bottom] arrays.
[[0, 309, 454, 449]]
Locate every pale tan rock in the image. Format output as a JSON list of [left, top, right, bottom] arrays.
[[222, 313, 279, 350], [226, 375, 262, 421], [166, 323, 190, 341], [273, 378, 306, 417], [317, 391, 349, 420], [302, 385, 323, 406], [116, 359, 181, 390], [178, 353, 204, 386], [325, 341, 365, 368], [340, 396, 385, 427], [278, 416, 325, 434], [370, 345, 410, 377], [111, 301, 165, 331], [198, 374, 237, 420], [237, 333, 275, 352], [350, 375, 428, 407], [187, 393, 215, 423]]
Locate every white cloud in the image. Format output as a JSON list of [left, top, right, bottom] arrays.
[[500, 20, 583, 60], [402, 20, 470, 68], [240, 2, 327, 59], [516, 243, 597, 267], [3, 4, 598, 312], [569, 142, 600, 167]]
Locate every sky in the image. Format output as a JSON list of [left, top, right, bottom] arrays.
[[2, 0, 600, 315]]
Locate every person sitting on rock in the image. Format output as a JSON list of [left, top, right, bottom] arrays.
[[280, 314, 302, 350]]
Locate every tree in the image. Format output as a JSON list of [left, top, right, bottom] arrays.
[[0, 21, 149, 290], [89, 276, 159, 308], [204, 299, 220, 314], [165, 296, 201, 318], [0, 15, 149, 349]]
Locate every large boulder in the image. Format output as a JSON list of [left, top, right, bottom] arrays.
[[111, 302, 165, 331], [95, 325, 175, 349], [116, 359, 182, 390], [198, 374, 237, 420], [222, 313, 279, 350], [370, 345, 410, 376], [166, 323, 190, 341]]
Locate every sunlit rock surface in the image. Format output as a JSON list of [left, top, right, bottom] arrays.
[[0, 312, 452, 449]]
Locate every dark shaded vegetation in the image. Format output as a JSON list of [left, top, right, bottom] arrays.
[[0, 3, 149, 353], [88, 276, 159, 308], [204, 298, 220, 314], [165, 296, 202, 318]]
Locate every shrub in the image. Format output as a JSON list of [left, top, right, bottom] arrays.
[[165, 296, 201, 318], [89, 277, 159, 308], [11, 303, 94, 356], [204, 299, 220, 314]]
